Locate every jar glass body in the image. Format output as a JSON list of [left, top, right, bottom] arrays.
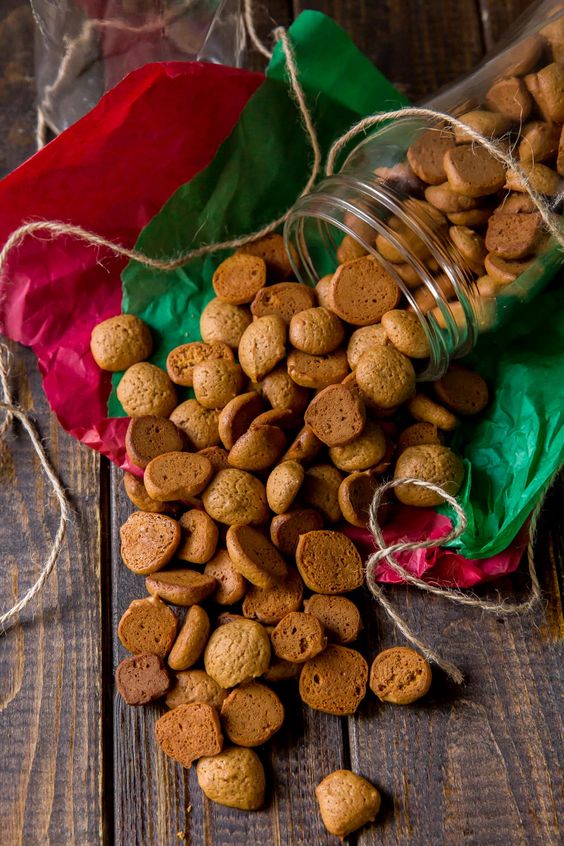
[[285, 0, 564, 379]]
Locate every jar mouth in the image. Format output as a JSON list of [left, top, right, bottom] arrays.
[[284, 172, 480, 380]]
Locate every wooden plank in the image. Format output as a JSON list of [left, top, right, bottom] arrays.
[[478, 0, 537, 51], [0, 342, 106, 845]]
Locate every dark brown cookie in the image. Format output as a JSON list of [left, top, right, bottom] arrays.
[[299, 644, 368, 715], [304, 384, 365, 447], [270, 508, 324, 556], [220, 682, 285, 746], [242, 566, 304, 625], [218, 391, 265, 450], [271, 612, 327, 662], [118, 596, 178, 657], [115, 653, 171, 705], [303, 595, 362, 644]]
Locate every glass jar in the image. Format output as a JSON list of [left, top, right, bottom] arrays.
[[30, 0, 246, 134], [285, 0, 564, 379]]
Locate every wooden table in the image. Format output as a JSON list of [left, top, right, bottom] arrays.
[[0, 1, 562, 844]]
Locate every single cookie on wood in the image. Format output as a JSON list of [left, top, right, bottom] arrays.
[[296, 530, 363, 594], [204, 619, 271, 688], [120, 511, 180, 575], [369, 646, 432, 704], [170, 400, 220, 451], [115, 653, 171, 705], [204, 549, 247, 606], [270, 508, 324, 557], [251, 282, 316, 323], [202, 468, 269, 526], [118, 596, 178, 657], [212, 253, 266, 304], [165, 669, 227, 710], [394, 444, 464, 506], [303, 595, 362, 644], [155, 702, 223, 768], [144, 451, 213, 501], [166, 341, 234, 387], [271, 611, 327, 662], [220, 682, 285, 746], [125, 415, 184, 469], [90, 314, 152, 371], [145, 568, 218, 606], [168, 605, 211, 671], [242, 566, 304, 625], [196, 746, 265, 810], [316, 770, 381, 839], [200, 298, 252, 349], [329, 256, 401, 325], [304, 383, 365, 447], [226, 524, 288, 588], [177, 509, 219, 564], [117, 362, 177, 418], [299, 644, 368, 715]]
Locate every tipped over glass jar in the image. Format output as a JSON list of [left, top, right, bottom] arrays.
[[285, 0, 564, 379]]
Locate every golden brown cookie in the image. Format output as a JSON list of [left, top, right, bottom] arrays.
[[484, 253, 532, 284], [220, 682, 285, 746], [299, 644, 368, 715], [302, 464, 344, 523], [525, 62, 564, 124], [125, 415, 184, 469], [448, 208, 493, 226], [202, 468, 269, 525], [283, 425, 323, 464], [304, 384, 365, 448], [170, 399, 220, 451], [258, 366, 310, 412], [204, 549, 247, 605], [518, 121, 560, 163], [242, 566, 304, 625], [192, 360, 244, 410], [328, 256, 401, 326], [117, 362, 177, 418], [90, 314, 153, 371], [485, 76, 532, 121], [144, 451, 213, 501], [155, 702, 223, 768], [266, 460, 304, 514], [271, 611, 327, 663], [251, 282, 316, 323], [237, 232, 295, 280], [444, 145, 506, 197], [449, 225, 487, 273], [146, 568, 218, 606], [115, 653, 171, 705], [216, 612, 247, 626], [196, 746, 265, 810], [168, 604, 211, 671], [262, 656, 302, 683], [485, 212, 541, 259], [200, 298, 252, 348], [296, 530, 363, 594], [165, 669, 227, 710], [505, 161, 561, 195], [226, 524, 288, 588], [316, 770, 381, 839], [453, 110, 511, 144], [289, 307, 345, 355], [270, 508, 324, 556], [407, 392, 459, 431], [315, 274, 333, 309], [337, 471, 380, 529], [198, 445, 231, 471], [541, 17, 564, 63], [369, 646, 432, 704], [329, 419, 387, 473], [238, 315, 287, 381], [406, 128, 456, 185], [287, 348, 350, 389], [118, 596, 178, 657], [212, 253, 266, 304], [166, 341, 234, 387], [250, 407, 301, 431], [433, 363, 489, 414], [347, 324, 389, 369], [177, 509, 218, 564], [204, 619, 271, 687], [398, 422, 443, 453], [395, 261, 423, 288], [394, 444, 465, 506], [381, 309, 430, 359], [303, 595, 362, 644], [336, 234, 368, 263], [120, 511, 180, 575], [356, 346, 416, 409], [218, 391, 264, 449], [123, 472, 170, 513], [228, 425, 287, 472]]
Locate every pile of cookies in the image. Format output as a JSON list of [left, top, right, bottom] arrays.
[[91, 227, 489, 836]]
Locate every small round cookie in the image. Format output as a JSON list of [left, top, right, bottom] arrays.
[[406, 128, 456, 185], [394, 444, 465, 506], [299, 644, 368, 715], [155, 702, 223, 769], [287, 348, 349, 389], [168, 605, 211, 671], [117, 362, 177, 418], [270, 508, 324, 556], [259, 366, 310, 413], [192, 360, 244, 410], [347, 324, 388, 369], [90, 314, 152, 371], [484, 253, 532, 284], [337, 471, 380, 528], [204, 619, 271, 688], [316, 770, 381, 839], [266, 460, 304, 514], [263, 657, 302, 683], [120, 512, 180, 575], [506, 161, 561, 196], [237, 232, 294, 280], [226, 525, 288, 589], [356, 346, 416, 409], [433, 364, 489, 414], [200, 298, 252, 348], [381, 309, 430, 359], [444, 145, 506, 197], [315, 274, 333, 309], [242, 566, 304, 625], [454, 109, 512, 144], [518, 121, 560, 163], [424, 181, 480, 213], [123, 472, 169, 514], [398, 422, 443, 453], [289, 307, 345, 355], [196, 746, 265, 810], [216, 613, 247, 626], [144, 452, 213, 501], [304, 384, 365, 447], [125, 415, 184, 469], [395, 261, 423, 288], [204, 549, 247, 606], [496, 193, 537, 215], [251, 282, 316, 323], [146, 568, 218, 606], [329, 419, 386, 472], [303, 595, 362, 644], [283, 425, 322, 464], [170, 400, 220, 451], [220, 682, 285, 746], [448, 208, 493, 227], [165, 669, 227, 710], [271, 612, 327, 663], [302, 464, 344, 523], [369, 646, 432, 704], [202, 469, 269, 525], [449, 225, 487, 273], [115, 653, 171, 705], [329, 256, 401, 326], [118, 596, 178, 657], [238, 315, 287, 381], [212, 253, 266, 304], [524, 62, 564, 124], [198, 445, 230, 471], [485, 212, 541, 259], [166, 341, 234, 387], [296, 530, 363, 594], [336, 233, 368, 263], [228, 425, 287, 472], [218, 391, 264, 450], [407, 393, 459, 431], [177, 509, 219, 564], [250, 408, 301, 430]]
